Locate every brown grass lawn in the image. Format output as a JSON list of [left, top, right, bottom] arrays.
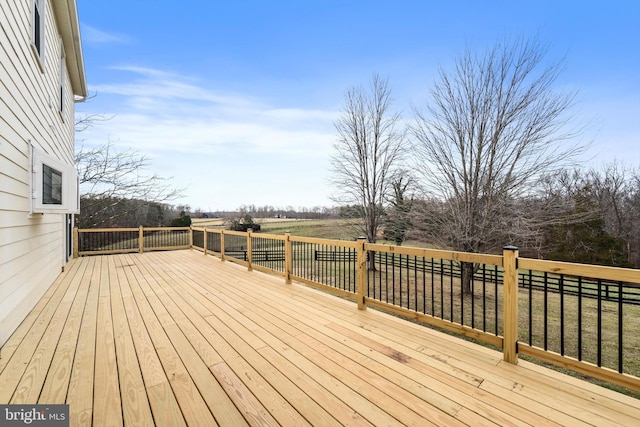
[[523, 287, 640, 377]]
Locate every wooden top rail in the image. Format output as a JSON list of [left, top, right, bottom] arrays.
[[289, 235, 359, 248], [78, 227, 190, 233], [519, 257, 640, 285], [78, 227, 139, 232], [193, 228, 287, 241], [142, 227, 190, 232], [216, 229, 247, 237], [365, 243, 504, 266], [250, 233, 286, 241]]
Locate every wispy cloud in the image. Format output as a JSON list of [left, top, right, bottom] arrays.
[[81, 24, 131, 46], [94, 66, 257, 108], [78, 66, 339, 208], [83, 66, 337, 158]]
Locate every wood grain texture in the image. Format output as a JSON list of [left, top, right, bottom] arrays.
[[1, 250, 639, 426]]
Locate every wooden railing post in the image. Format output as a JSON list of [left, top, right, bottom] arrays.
[[503, 245, 519, 364], [139, 225, 144, 254], [247, 229, 253, 271], [220, 230, 225, 262], [188, 226, 193, 248], [285, 231, 292, 284], [203, 228, 208, 255], [73, 227, 79, 258], [357, 236, 367, 310]]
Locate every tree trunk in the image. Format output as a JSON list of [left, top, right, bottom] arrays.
[[461, 261, 475, 295], [367, 250, 377, 272]]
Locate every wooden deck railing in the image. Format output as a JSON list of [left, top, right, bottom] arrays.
[[74, 226, 640, 392], [73, 226, 191, 256]]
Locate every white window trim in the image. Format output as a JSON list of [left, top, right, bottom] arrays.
[[30, 143, 80, 214], [31, 0, 46, 72]]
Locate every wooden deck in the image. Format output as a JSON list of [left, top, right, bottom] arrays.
[[1, 251, 639, 426]]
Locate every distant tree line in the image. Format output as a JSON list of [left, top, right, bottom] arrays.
[[401, 163, 639, 268], [225, 204, 337, 220], [76, 196, 191, 229]]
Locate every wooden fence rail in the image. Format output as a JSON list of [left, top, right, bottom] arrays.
[[74, 226, 640, 393]]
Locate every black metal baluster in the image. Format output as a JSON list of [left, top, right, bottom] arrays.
[[430, 258, 434, 316], [461, 262, 465, 326], [404, 255, 409, 310], [392, 253, 396, 306], [471, 265, 478, 329], [385, 252, 389, 304], [422, 257, 426, 314], [450, 260, 454, 322], [407, 255, 411, 310], [544, 272, 548, 350], [597, 279, 602, 367], [578, 276, 582, 360], [483, 266, 487, 332], [375, 251, 380, 299], [618, 281, 623, 373], [560, 274, 565, 356], [494, 265, 499, 336], [529, 270, 533, 346], [414, 255, 418, 312], [440, 259, 444, 319], [305, 242, 309, 281]]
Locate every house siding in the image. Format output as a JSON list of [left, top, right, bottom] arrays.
[[0, 0, 83, 345]]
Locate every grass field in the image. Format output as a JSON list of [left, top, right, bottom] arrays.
[[192, 217, 363, 240], [192, 217, 311, 229], [260, 218, 361, 239]]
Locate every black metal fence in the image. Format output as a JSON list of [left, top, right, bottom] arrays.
[[207, 232, 221, 253], [519, 271, 640, 305], [223, 233, 247, 261], [520, 269, 640, 376], [367, 252, 502, 336], [250, 236, 286, 273], [192, 229, 204, 248], [78, 229, 139, 253], [293, 241, 358, 294]]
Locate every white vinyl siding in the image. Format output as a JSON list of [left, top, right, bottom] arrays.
[[0, 0, 79, 345]]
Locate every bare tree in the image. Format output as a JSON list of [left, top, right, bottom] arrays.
[[74, 97, 183, 227], [412, 37, 584, 292], [626, 172, 640, 266], [331, 74, 407, 244], [75, 139, 182, 227], [521, 168, 594, 257], [588, 162, 640, 266]]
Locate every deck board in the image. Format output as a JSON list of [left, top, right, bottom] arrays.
[[1, 250, 639, 426]]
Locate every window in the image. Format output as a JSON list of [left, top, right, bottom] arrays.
[[30, 144, 79, 214], [32, 0, 45, 68], [43, 164, 63, 204], [59, 39, 66, 114]]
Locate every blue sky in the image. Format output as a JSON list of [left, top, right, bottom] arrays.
[[76, 0, 639, 211]]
